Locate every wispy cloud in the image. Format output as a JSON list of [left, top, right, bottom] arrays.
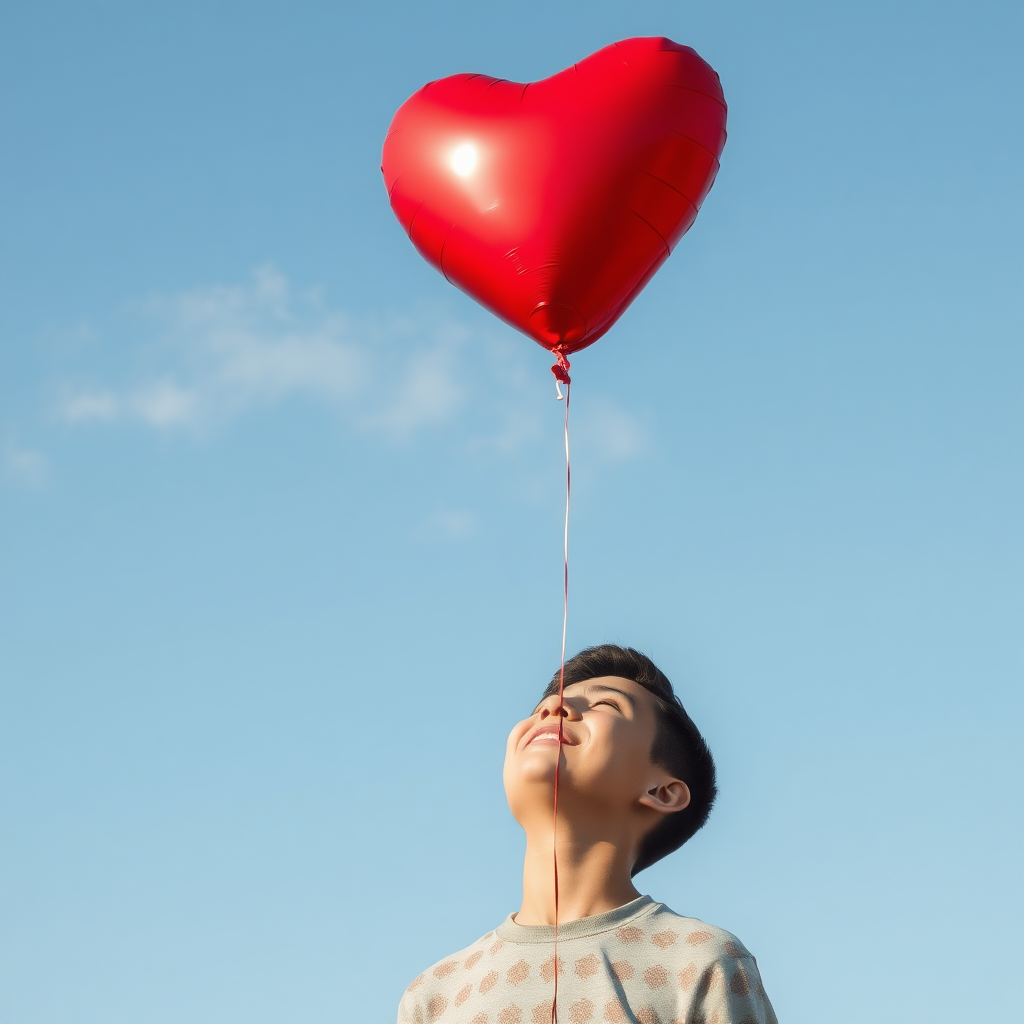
[[421, 507, 480, 540], [577, 396, 648, 461], [60, 381, 198, 427], [60, 390, 119, 423], [56, 266, 465, 437], [4, 438, 48, 485], [360, 340, 467, 440], [52, 266, 647, 467]]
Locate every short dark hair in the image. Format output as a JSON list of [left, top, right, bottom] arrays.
[[541, 644, 717, 874]]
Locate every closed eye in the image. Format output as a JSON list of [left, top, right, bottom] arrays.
[[593, 700, 620, 711]]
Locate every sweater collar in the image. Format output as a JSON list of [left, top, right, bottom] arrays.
[[495, 895, 658, 944]]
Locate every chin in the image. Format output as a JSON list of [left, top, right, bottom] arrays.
[[503, 754, 558, 798]]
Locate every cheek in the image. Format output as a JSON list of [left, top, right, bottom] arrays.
[[503, 719, 533, 770], [507, 718, 532, 751], [586, 721, 652, 785]]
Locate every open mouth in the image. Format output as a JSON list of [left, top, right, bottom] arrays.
[[524, 725, 575, 749]]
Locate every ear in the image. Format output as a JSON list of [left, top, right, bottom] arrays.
[[638, 778, 691, 816]]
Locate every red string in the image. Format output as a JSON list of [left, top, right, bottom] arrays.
[[550, 353, 571, 1023]]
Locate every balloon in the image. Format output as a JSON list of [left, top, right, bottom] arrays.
[[381, 37, 727, 364]]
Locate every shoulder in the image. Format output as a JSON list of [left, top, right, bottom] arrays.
[[397, 927, 505, 1024], [636, 903, 763, 980], [637, 903, 753, 958], [636, 903, 771, 1005]]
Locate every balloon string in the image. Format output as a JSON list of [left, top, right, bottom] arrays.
[[552, 351, 571, 399], [551, 373, 570, 1024]]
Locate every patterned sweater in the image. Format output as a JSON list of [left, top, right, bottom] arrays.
[[398, 896, 777, 1024]]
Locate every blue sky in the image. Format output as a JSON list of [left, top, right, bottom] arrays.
[[1, 2, 1021, 1022]]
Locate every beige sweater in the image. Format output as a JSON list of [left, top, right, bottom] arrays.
[[398, 896, 778, 1024]]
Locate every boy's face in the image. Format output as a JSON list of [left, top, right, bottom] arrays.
[[503, 676, 683, 827]]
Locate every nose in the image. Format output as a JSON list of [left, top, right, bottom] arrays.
[[537, 693, 571, 720]]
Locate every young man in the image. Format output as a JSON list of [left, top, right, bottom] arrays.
[[399, 645, 777, 1024]]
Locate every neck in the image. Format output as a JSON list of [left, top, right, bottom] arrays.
[[515, 817, 642, 926]]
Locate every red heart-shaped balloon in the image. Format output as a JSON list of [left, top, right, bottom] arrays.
[[381, 37, 727, 359]]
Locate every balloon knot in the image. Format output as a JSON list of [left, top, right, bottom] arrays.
[[551, 352, 571, 398]]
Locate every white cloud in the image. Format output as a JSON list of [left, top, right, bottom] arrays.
[[577, 396, 648, 461], [4, 439, 48, 485], [61, 381, 199, 427], [60, 390, 119, 422], [56, 266, 462, 436], [51, 266, 646, 470], [361, 343, 466, 440], [469, 404, 546, 457], [423, 508, 479, 540], [129, 380, 200, 427]]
